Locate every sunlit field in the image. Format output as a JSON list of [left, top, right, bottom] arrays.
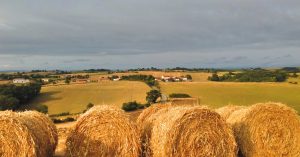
[[29, 81, 150, 114], [160, 82, 300, 112]]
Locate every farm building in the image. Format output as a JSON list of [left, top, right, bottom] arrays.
[[161, 75, 192, 82], [75, 79, 88, 83], [113, 78, 120, 81], [161, 76, 172, 82], [182, 77, 188, 81], [154, 77, 161, 81], [41, 78, 50, 83], [173, 77, 181, 82], [12, 78, 30, 84]]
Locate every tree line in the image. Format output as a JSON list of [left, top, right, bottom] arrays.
[[208, 69, 288, 82], [0, 73, 59, 80], [120, 75, 159, 87], [0, 83, 42, 110]]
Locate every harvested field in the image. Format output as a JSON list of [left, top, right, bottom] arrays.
[[29, 81, 150, 114], [161, 82, 300, 112]]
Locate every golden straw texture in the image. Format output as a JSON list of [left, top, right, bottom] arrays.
[[227, 102, 300, 157], [0, 111, 58, 157], [66, 105, 141, 157], [216, 105, 246, 120], [138, 106, 237, 157]]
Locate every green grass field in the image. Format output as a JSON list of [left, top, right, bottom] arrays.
[[161, 82, 300, 112], [29, 81, 150, 114], [27, 72, 300, 114]]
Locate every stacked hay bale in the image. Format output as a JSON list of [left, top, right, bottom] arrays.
[[137, 103, 198, 125], [66, 105, 141, 157], [0, 111, 58, 157], [21, 111, 58, 155], [137, 104, 172, 157], [137, 104, 171, 125], [225, 102, 300, 157], [216, 105, 246, 120], [138, 105, 237, 157]]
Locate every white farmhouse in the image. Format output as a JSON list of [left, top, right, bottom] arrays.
[[113, 78, 120, 81], [182, 77, 188, 81], [13, 78, 30, 84], [161, 75, 171, 82], [173, 77, 181, 82], [161, 76, 171, 80], [42, 78, 50, 83]]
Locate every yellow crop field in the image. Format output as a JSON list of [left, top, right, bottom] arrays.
[[0, 80, 10, 84], [134, 71, 211, 82], [160, 82, 300, 112], [29, 81, 150, 114]]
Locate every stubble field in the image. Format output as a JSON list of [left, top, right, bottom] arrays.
[[29, 81, 150, 114]]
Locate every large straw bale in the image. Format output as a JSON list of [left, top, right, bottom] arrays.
[[0, 110, 58, 157], [66, 105, 141, 157], [216, 105, 246, 120], [20, 111, 58, 154], [227, 102, 300, 157], [137, 103, 202, 156], [137, 104, 171, 125], [139, 106, 237, 157], [137, 103, 200, 125]]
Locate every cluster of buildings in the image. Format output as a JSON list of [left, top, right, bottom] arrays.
[[12, 75, 192, 84], [72, 76, 112, 84], [12, 78, 31, 84], [156, 75, 192, 82]]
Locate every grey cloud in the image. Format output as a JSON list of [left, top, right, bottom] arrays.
[[0, 0, 300, 69], [64, 59, 92, 63], [282, 54, 292, 58], [223, 56, 248, 64]]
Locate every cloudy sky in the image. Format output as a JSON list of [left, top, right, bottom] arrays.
[[0, 0, 300, 70]]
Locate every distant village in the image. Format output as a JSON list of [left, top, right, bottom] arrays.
[[9, 74, 192, 85], [157, 75, 192, 82]]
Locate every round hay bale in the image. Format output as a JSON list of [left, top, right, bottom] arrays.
[[140, 106, 237, 157], [216, 105, 246, 120], [66, 105, 141, 157], [20, 111, 58, 155], [137, 104, 173, 157], [137, 103, 202, 125], [137, 104, 171, 125], [0, 111, 58, 157], [137, 104, 204, 156], [227, 102, 300, 157]]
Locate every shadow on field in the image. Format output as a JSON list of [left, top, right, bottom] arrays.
[[32, 91, 63, 103]]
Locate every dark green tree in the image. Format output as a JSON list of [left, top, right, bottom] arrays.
[[0, 95, 19, 110], [35, 105, 48, 114], [169, 93, 191, 98], [146, 89, 161, 104], [186, 74, 192, 80], [209, 73, 220, 81], [122, 101, 140, 111], [275, 73, 287, 82], [87, 103, 94, 109], [65, 77, 71, 84]]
